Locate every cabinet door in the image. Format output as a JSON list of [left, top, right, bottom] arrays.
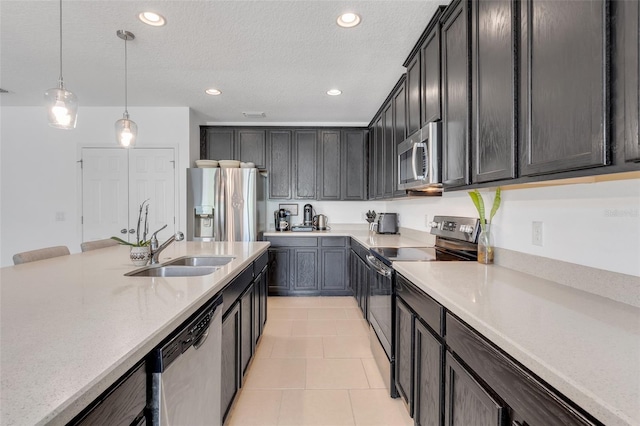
[[259, 266, 268, 333], [414, 320, 444, 426], [472, 0, 517, 183], [292, 248, 318, 292], [294, 130, 318, 199], [393, 80, 408, 198], [519, 0, 609, 176], [221, 303, 240, 424], [236, 129, 266, 169], [320, 248, 348, 292], [445, 352, 506, 426], [240, 283, 255, 379], [421, 22, 442, 125], [407, 55, 422, 135], [368, 123, 377, 200], [342, 130, 368, 200], [318, 130, 341, 200], [202, 128, 234, 161], [441, 0, 471, 188], [268, 130, 292, 199], [382, 104, 394, 199], [268, 248, 290, 295], [374, 116, 385, 199], [395, 297, 414, 413]]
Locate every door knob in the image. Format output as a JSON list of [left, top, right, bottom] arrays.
[[129, 228, 135, 234], [121, 229, 128, 234]]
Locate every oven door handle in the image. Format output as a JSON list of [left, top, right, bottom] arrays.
[[366, 255, 392, 278]]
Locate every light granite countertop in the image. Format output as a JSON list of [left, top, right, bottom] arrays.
[[0, 241, 269, 426], [394, 261, 640, 426]]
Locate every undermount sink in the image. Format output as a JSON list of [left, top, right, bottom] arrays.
[[125, 265, 219, 277], [163, 256, 235, 267]]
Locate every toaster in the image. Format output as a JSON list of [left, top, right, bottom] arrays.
[[376, 213, 399, 234]]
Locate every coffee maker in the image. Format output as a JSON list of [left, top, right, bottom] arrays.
[[274, 209, 291, 231], [303, 204, 313, 226]]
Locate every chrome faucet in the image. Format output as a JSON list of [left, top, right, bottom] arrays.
[[149, 225, 185, 265]]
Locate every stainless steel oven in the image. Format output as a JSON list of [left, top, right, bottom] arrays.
[[366, 216, 480, 398], [397, 121, 441, 192]]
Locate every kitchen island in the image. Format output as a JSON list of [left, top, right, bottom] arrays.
[[0, 241, 269, 426]]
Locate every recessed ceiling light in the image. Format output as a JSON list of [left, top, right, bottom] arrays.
[[205, 89, 222, 96], [327, 89, 342, 96], [138, 12, 166, 27], [337, 13, 361, 28]]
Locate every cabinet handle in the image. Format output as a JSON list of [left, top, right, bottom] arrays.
[[129, 228, 135, 234], [120, 228, 128, 234]]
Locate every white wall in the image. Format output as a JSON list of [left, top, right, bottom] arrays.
[[265, 199, 387, 229], [0, 106, 191, 267], [389, 179, 640, 277]]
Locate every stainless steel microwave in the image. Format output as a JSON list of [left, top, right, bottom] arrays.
[[397, 121, 442, 192]]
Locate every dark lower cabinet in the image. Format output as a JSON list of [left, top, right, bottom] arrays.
[[69, 360, 146, 426], [415, 319, 444, 426], [395, 298, 414, 413], [519, 0, 609, 176], [221, 303, 240, 424], [349, 240, 370, 318], [445, 352, 506, 426], [240, 283, 255, 379], [471, 0, 517, 183], [267, 237, 350, 296], [441, 0, 471, 188]]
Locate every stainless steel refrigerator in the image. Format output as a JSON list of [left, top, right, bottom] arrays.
[[186, 168, 266, 241]]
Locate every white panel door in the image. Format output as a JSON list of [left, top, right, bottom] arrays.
[[82, 148, 176, 244], [128, 149, 175, 243], [81, 148, 129, 242]]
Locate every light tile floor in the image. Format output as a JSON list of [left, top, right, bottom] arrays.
[[227, 296, 413, 426]]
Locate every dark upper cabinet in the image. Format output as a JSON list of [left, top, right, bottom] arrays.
[[383, 104, 394, 199], [318, 130, 341, 200], [201, 127, 266, 169], [268, 130, 293, 199], [236, 129, 266, 169], [342, 129, 368, 200], [202, 128, 234, 161], [294, 130, 318, 199], [471, 0, 517, 183], [392, 76, 408, 198], [421, 11, 444, 126], [441, 0, 471, 188], [612, 0, 640, 164], [374, 116, 385, 199], [407, 55, 422, 135], [519, 0, 609, 176]]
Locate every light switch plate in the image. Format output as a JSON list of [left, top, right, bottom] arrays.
[[532, 221, 543, 246]]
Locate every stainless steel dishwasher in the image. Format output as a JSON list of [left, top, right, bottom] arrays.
[[149, 295, 223, 425]]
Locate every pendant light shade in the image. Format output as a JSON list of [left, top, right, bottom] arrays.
[[115, 30, 137, 147], [45, 0, 78, 129]]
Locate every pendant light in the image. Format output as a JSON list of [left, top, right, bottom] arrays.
[[44, 0, 78, 129], [115, 30, 137, 147]]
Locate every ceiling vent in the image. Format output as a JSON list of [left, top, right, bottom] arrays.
[[242, 112, 266, 118]]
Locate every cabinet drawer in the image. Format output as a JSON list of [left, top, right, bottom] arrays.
[[266, 237, 318, 247], [446, 313, 598, 426], [396, 274, 444, 337], [223, 265, 253, 316], [254, 251, 268, 274], [321, 237, 347, 247]]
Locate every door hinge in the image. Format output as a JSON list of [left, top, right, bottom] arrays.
[[170, 160, 175, 169], [81, 216, 83, 224], [77, 159, 83, 169]]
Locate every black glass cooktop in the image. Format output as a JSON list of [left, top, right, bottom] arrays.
[[370, 246, 475, 266]]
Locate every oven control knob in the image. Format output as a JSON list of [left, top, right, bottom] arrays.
[[461, 225, 472, 233], [429, 221, 440, 229]]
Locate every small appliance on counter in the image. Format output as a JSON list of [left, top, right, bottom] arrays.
[[313, 214, 328, 231], [274, 209, 291, 231], [376, 213, 399, 234], [303, 204, 313, 226]]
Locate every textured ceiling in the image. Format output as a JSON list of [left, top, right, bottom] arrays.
[[0, 0, 446, 124]]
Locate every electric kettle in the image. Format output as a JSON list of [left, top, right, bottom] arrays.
[[313, 214, 328, 231]]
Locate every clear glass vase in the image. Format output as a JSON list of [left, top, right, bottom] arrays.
[[477, 224, 494, 264]]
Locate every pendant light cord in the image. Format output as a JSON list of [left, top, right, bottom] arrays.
[[124, 36, 128, 115], [58, 0, 64, 87]]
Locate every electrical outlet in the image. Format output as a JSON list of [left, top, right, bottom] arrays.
[[532, 221, 543, 246]]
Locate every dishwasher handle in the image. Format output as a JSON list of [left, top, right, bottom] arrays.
[[193, 327, 210, 350], [366, 255, 392, 278]]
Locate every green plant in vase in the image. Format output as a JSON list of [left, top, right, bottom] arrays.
[[468, 187, 501, 264], [111, 199, 152, 266]]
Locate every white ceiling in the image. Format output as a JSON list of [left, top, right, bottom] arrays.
[[1, 0, 446, 125]]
